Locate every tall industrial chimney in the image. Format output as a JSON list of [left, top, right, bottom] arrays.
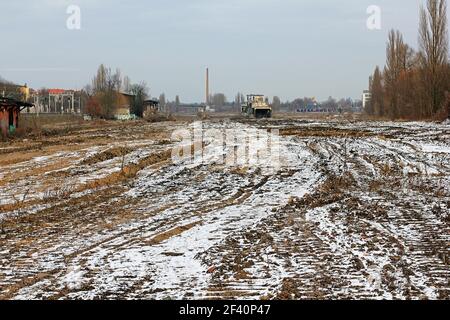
[[206, 68, 209, 106]]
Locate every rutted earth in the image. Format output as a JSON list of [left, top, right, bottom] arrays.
[[0, 118, 448, 300]]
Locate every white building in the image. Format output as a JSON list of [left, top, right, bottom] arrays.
[[27, 89, 81, 114], [362, 90, 371, 110]]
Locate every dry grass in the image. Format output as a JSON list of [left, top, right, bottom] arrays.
[[79, 149, 172, 192], [81, 146, 135, 166], [280, 127, 375, 138], [144, 113, 175, 123], [145, 221, 201, 245]]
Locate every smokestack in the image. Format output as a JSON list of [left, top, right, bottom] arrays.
[[206, 68, 209, 106]]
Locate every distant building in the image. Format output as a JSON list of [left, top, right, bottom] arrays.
[[362, 90, 371, 110], [306, 101, 320, 112], [29, 89, 81, 114], [112, 92, 139, 120], [205, 105, 216, 113], [143, 99, 161, 117], [19, 84, 30, 101], [169, 104, 205, 114], [0, 96, 33, 136], [297, 99, 323, 113]]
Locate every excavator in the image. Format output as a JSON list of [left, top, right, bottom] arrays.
[[241, 94, 272, 119]]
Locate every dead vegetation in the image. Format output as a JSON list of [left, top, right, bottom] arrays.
[[144, 113, 175, 123], [280, 126, 376, 138], [80, 149, 172, 191], [81, 146, 135, 166]]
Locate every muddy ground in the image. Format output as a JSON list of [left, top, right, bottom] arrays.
[[0, 117, 449, 300]]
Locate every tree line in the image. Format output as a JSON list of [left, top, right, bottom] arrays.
[[367, 0, 450, 120], [0, 77, 25, 101], [83, 64, 149, 119]]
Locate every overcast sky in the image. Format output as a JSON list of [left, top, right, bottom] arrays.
[[0, 0, 444, 102]]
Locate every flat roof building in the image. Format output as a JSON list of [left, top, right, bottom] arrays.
[[362, 90, 371, 110]]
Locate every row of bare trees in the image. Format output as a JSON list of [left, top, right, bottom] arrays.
[[367, 0, 449, 120]]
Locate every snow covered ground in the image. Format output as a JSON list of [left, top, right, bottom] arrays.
[[0, 119, 448, 300]]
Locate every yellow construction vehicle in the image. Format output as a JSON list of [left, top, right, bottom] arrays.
[[241, 94, 272, 118]]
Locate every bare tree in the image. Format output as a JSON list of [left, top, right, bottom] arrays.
[[91, 65, 123, 119], [123, 76, 132, 93], [370, 66, 384, 117], [93, 64, 107, 92], [272, 96, 281, 111], [234, 92, 243, 111], [323, 96, 338, 112], [419, 0, 449, 115], [130, 82, 149, 118], [112, 68, 123, 93], [212, 93, 227, 107], [384, 30, 411, 118], [366, 0, 449, 119], [159, 93, 166, 112]]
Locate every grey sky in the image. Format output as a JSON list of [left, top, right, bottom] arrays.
[[0, 0, 441, 102]]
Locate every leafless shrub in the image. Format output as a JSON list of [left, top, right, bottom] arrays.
[[10, 187, 31, 213], [145, 113, 174, 123], [121, 153, 126, 175]]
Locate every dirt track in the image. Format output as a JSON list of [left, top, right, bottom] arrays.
[[0, 118, 449, 300]]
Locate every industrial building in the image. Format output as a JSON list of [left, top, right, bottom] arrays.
[[143, 99, 161, 117], [28, 89, 82, 114], [113, 92, 137, 120], [0, 96, 33, 137]]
